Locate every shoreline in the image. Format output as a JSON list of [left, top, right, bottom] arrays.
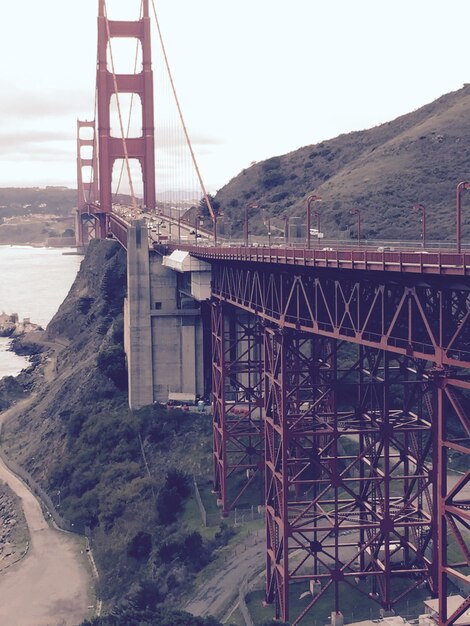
[[0, 243, 79, 250]]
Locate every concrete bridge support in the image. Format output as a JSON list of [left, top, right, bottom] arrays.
[[124, 221, 206, 409]]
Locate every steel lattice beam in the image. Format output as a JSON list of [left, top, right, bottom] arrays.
[[212, 301, 264, 514], [210, 261, 470, 626], [264, 330, 435, 624]]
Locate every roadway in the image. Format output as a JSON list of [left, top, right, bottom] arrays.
[[109, 207, 470, 279]]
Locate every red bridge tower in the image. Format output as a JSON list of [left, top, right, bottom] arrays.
[[96, 0, 156, 237]]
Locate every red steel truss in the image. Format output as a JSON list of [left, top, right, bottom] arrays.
[[210, 261, 470, 626], [212, 301, 264, 513]]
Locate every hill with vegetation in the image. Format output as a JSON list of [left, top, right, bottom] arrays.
[[0, 240, 235, 625], [214, 84, 470, 242]]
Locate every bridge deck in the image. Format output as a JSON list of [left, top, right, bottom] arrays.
[[109, 211, 470, 278], [173, 243, 470, 277]]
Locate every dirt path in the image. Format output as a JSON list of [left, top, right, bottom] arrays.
[[0, 453, 93, 626], [185, 528, 265, 619], [0, 391, 94, 626]]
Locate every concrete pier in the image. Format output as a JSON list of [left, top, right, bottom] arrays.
[[124, 221, 207, 409]]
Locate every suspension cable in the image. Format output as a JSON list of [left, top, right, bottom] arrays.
[[150, 0, 215, 224], [103, 1, 138, 213]]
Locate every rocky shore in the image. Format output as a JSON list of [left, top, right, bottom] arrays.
[[0, 312, 43, 338], [0, 481, 29, 572]]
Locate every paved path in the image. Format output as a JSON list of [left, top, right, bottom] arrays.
[[0, 454, 93, 626]]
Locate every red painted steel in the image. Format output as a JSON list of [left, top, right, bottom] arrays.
[[209, 261, 470, 368], [212, 301, 264, 514], [184, 243, 470, 277], [76, 120, 99, 246], [108, 213, 129, 249], [262, 328, 436, 624], [206, 256, 470, 625], [97, 0, 156, 235]]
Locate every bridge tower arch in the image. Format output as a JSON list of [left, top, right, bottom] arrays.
[[96, 0, 156, 238], [76, 120, 100, 247]]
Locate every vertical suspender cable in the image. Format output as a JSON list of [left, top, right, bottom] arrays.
[[150, 0, 215, 225]]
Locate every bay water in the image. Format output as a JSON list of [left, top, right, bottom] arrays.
[[0, 246, 82, 378]]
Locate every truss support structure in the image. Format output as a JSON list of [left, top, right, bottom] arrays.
[[210, 262, 470, 625], [97, 0, 156, 238], [212, 300, 264, 515]]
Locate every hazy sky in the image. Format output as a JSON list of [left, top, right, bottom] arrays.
[[1, 0, 469, 193]]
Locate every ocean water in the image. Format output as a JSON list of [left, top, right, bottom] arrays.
[[0, 246, 82, 378]]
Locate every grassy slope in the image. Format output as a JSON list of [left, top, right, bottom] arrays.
[[215, 85, 470, 241], [1, 240, 221, 615]]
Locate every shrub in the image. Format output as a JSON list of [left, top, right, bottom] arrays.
[[97, 344, 127, 390], [127, 531, 153, 560], [262, 171, 286, 189], [156, 486, 183, 524], [165, 470, 190, 499], [261, 156, 281, 172], [77, 296, 94, 314]]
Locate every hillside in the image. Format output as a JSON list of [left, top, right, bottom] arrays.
[[214, 84, 470, 242], [0, 240, 228, 624]]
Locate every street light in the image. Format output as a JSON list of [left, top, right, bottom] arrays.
[[456, 181, 470, 253], [411, 203, 426, 249], [306, 194, 321, 249], [267, 215, 272, 247], [284, 215, 290, 245], [245, 203, 259, 247], [262, 210, 272, 247], [349, 208, 361, 245]]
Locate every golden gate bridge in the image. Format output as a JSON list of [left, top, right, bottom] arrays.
[[75, 2, 469, 625]]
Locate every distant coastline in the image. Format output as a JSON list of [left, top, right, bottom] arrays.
[[0, 213, 75, 248]]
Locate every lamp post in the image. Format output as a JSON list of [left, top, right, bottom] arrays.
[[284, 215, 290, 245], [245, 203, 259, 247], [262, 210, 273, 247], [307, 194, 321, 249], [213, 214, 218, 247], [349, 208, 361, 245], [244, 206, 249, 246], [456, 181, 470, 253], [411, 203, 426, 249]]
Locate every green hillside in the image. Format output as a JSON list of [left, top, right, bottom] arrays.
[[0, 241, 228, 624], [214, 85, 470, 242]]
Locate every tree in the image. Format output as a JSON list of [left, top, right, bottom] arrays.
[[156, 486, 183, 524], [198, 194, 220, 220], [127, 531, 152, 560], [165, 469, 190, 499]]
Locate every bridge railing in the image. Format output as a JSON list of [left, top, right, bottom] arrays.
[[107, 205, 470, 266]]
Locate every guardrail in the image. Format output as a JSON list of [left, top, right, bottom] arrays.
[[174, 243, 470, 277]]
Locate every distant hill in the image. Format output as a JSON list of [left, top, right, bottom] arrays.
[[0, 187, 76, 218], [0, 188, 138, 219], [214, 85, 470, 242]]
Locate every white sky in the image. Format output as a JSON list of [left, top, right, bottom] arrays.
[[0, 0, 469, 194]]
